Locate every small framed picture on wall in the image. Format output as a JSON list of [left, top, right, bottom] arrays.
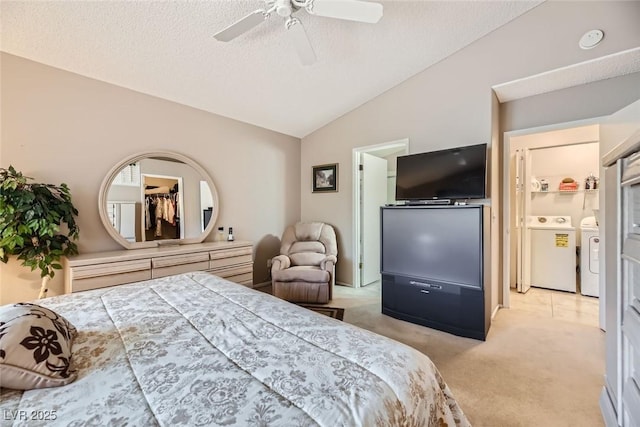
[[312, 163, 338, 193]]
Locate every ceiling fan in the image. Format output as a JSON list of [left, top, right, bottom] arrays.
[[213, 0, 383, 65]]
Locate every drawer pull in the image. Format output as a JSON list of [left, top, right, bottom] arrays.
[[210, 247, 252, 260], [410, 280, 442, 290], [420, 290, 430, 294], [152, 253, 209, 268]]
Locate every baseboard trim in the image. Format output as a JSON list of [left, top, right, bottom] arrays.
[[252, 281, 271, 289], [491, 305, 500, 320], [336, 281, 354, 287]]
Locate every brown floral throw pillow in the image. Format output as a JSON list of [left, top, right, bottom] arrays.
[[0, 303, 77, 390]]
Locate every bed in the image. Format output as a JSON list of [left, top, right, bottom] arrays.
[[0, 271, 470, 426]]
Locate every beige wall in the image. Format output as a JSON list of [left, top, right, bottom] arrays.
[[2, 2, 640, 307], [0, 53, 301, 304], [300, 0, 640, 316], [501, 72, 640, 134]]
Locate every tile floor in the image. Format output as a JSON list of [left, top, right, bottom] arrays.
[[267, 280, 600, 328], [332, 281, 601, 328], [509, 286, 600, 327]]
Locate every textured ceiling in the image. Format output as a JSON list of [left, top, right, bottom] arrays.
[[1, 0, 544, 137], [493, 47, 640, 103]]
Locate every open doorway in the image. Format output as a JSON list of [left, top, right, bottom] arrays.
[[352, 139, 409, 288], [502, 120, 603, 329], [142, 174, 185, 241]]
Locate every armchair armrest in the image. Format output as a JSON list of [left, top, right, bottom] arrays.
[[271, 255, 291, 273], [320, 255, 337, 271], [320, 255, 337, 300]]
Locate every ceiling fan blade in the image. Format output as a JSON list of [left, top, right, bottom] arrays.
[[286, 18, 317, 66], [306, 0, 383, 24], [213, 10, 267, 42]]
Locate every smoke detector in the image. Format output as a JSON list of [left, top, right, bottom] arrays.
[[579, 29, 604, 50]]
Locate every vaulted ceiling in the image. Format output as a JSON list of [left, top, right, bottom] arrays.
[[2, 1, 552, 137], [5, 0, 634, 148]]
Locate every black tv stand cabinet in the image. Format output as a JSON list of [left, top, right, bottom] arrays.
[[380, 204, 491, 340]]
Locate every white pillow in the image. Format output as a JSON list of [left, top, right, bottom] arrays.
[[0, 303, 77, 390]]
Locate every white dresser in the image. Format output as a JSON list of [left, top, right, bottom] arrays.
[[64, 241, 253, 293], [601, 129, 640, 427]]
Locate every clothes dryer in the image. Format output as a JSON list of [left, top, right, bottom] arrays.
[[580, 216, 599, 297], [528, 216, 576, 293]]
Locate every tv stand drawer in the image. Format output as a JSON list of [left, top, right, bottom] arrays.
[[382, 274, 486, 339]]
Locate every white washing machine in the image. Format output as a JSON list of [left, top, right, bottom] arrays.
[[528, 215, 577, 293], [580, 216, 599, 297]]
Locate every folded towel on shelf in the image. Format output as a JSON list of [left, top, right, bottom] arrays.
[[559, 182, 578, 191]]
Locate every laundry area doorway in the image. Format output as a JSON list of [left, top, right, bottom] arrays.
[[503, 122, 601, 328]]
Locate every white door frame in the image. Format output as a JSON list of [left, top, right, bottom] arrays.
[[352, 138, 409, 288], [502, 117, 603, 309], [514, 147, 532, 294]]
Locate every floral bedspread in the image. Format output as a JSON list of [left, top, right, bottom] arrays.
[[0, 271, 470, 426]]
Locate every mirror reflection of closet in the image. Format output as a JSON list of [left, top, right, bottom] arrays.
[[100, 151, 219, 249], [142, 174, 184, 241]]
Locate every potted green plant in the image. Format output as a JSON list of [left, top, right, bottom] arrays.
[[0, 166, 79, 299]]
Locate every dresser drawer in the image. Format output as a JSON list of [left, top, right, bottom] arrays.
[[227, 273, 253, 286], [72, 270, 152, 292], [152, 262, 210, 278], [70, 259, 150, 279], [151, 253, 210, 278], [212, 264, 253, 285], [209, 247, 252, 269], [65, 242, 253, 293], [68, 259, 151, 292], [213, 264, 253, 278], [152, 252, 209, 269], [236, 278, 254, 287]]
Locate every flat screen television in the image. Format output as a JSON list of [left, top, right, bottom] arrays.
[[395, 143, 487, 201], [381, 206, 483, 288]]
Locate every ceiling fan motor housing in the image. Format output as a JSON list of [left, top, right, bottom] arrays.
[[214, 0, 383, 65], [276, 0, 293, 17]]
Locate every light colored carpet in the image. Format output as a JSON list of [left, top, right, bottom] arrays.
[[329, 282, 605, 427]]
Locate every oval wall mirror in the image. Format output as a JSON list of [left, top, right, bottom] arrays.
[[98, 151, 220, 249]]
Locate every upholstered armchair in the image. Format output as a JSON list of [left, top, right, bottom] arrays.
[[271, 222, 337, 304]]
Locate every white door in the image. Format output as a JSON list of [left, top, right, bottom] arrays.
[[515, 148, 533, 293], [119, 203, 137, 242], [360, 153, 388, 286]]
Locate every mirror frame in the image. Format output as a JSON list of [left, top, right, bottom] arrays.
[[98, 150, 220, 249]]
